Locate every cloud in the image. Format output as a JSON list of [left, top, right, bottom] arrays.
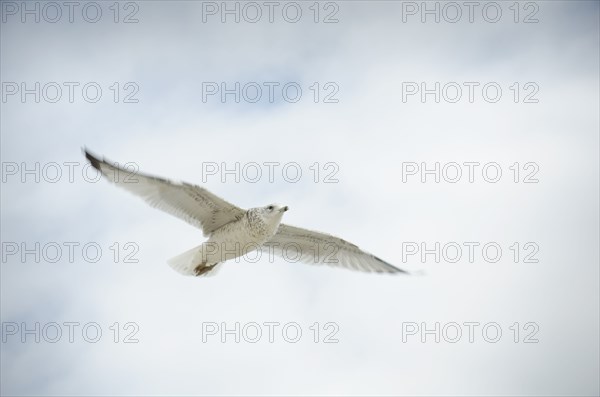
[[1, 1, 598, 395]]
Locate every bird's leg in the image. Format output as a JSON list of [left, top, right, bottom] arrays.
[[194, 262, 213, 277]]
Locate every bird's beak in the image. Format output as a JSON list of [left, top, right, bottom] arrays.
[[280, 206, 289, 212]]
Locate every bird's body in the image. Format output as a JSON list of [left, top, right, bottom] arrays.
[[84, 149, 407, 277], [170, 207, 286, 276]]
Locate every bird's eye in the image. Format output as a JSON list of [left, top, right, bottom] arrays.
[[267, 205, 273, 211]]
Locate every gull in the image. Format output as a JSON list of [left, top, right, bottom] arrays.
[[84, 149, 407, 277]]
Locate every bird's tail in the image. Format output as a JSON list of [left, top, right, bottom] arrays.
[[167, 245, 222, 277]]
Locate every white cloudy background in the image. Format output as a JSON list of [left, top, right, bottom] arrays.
[[1, 1, 599, 396]]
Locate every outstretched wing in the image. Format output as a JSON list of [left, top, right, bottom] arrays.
[[266, 224, 407, 274], [84, 149, 245, 236]]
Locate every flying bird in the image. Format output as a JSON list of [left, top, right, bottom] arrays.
[[84, 149, 407, 277]]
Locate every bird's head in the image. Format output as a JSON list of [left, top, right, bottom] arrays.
[[256, 203, 289, 225]]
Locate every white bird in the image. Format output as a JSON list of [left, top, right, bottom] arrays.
[[84, 149, 407, 277]]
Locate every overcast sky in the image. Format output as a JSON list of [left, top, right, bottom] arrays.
[[1, 1, 599, 396]]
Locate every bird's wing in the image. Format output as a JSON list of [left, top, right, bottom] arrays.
[[84, 149, 245, 236], [266, 224, 407, 274]]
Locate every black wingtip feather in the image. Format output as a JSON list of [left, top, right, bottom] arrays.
[[374, 255, 410, 275], [83, 147, 102, 171]]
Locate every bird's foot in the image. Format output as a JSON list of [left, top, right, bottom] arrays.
[[194, 263, 213, 277]]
